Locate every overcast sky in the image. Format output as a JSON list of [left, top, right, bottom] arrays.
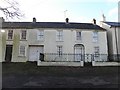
[[0, 0, 119, 24]]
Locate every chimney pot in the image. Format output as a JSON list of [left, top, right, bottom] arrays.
[[93, 18, 96, 24], [65, 18, 69, 23], [33, 17, 36, 23]]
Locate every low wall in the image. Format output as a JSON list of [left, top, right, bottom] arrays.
[[92, 61, 120, 66], [37, 61, 84, 66]]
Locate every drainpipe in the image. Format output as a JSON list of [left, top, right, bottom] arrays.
[[114, 26, 119, 61]]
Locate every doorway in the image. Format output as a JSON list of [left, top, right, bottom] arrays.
[[5, 45, 13, 62], [29, 45, 44, 61], [74, 44, 85, 61]]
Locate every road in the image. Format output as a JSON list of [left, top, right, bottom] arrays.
[[2, 63, 120, 89]]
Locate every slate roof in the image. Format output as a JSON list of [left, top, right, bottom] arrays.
[[2, 22, 105, 30], [104, 22, 120, 27]]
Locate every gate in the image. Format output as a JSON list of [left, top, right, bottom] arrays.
[[84, 54, 93, 62]]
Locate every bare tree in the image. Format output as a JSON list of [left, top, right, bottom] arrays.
[[0, 0, 23, 19]]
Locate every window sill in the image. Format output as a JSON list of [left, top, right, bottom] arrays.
[[56, 41, 64, 42], [37, 40, 44, 42], [75, 40, 82, 43], [20, 39, 27, 41], [92, 42, 99, 43], [18, 55, 26, 57], [7, 39, 13, 41]]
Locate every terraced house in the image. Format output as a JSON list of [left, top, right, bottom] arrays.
[[101, 21, 120, 61], [0, 17, 108, 66]]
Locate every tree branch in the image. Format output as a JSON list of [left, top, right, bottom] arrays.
[[0, 0, 24, 19]]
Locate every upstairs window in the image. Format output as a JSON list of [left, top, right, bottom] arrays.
[[37, 30, 44, 41], [93, 31, 98, 42], [76, 31, 82, 40], [56, 30, 63, 41], [7, 30, 13, 40], [20, 30, 27, 40]]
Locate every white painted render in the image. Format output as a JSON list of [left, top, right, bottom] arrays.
[[118, 28, 120, 54], [1, 27, 108, 62], [0, 31, 2, 62]]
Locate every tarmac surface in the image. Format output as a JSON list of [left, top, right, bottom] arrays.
[[2, 63, 120, 89]]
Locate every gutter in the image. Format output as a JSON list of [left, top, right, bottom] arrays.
[[114, 27, 119, 60]]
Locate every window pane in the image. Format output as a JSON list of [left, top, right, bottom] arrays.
[[94, 46, 99, 57], [56, 31, 63, 41], [76, 32, 81, 40], [21, 30, 27, 40], [57, 46, 63, 56], [20, 46, 25, 56], [93, 32, 98, 42], [8, 30, 13, 40], [38, 30, 44, 41]]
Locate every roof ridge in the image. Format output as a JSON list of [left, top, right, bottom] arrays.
[[2, 22, 105, 30], [3, 21, 94, 24]]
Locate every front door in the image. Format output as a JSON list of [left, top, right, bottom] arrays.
[[74, 44, 85, 61], [5, 45, 13, 62]]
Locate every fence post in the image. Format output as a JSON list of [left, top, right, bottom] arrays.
[[92, 54, 95, 66], [67, 53, 68, 61], [81, 60, 84, 67], [37, 53, 41, 66], [80, 54, 84, 67]]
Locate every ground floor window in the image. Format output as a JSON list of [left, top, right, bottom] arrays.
[[19, 45, 26, 56], [57, 46, 63, 57], [94, 46, 100, 57]]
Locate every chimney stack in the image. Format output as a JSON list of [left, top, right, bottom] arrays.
[[0, 17, 5, 23], [0, 17, 4, 28], [92, 18, 96, 24], [65, 18, 69, 24], [33, 17, 36, 23]]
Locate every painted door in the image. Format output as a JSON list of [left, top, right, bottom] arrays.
[[74, 44, 84, 61], [5, 45, 13, 62], [29, 46, 44, 61]]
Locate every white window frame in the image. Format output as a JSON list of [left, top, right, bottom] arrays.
[[37, 30, 44, 41], [76, 31, 82, 41], [19, 45, 26, 56], [7, 30, 13, 40], [57, 46, 63, 57], [93, 31, 98, 43], [56, 30, 63, 41], [94, 46, 100, 57], [20, 30, 27, 40]]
